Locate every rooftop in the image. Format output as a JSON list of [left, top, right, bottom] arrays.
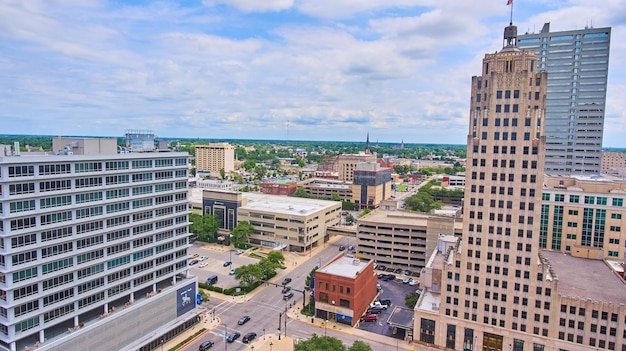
[[318, 255, 370, 278], [541, 251, 626, 304], [359, 210, 463, 230], [242, 192, 339, 216]]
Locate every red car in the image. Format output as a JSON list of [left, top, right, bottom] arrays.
[[360, 313, 378, 322]]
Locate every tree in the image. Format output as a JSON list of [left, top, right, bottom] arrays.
[[358, 208, 371, 217], [234, 264, 262, 287], [266, 251, 285, 267], [257, 259, 277, 280], [231, 221, 254, 248], [189, 213, 220, 242], [219, 168, 226, 180], [304, 267, 318, 291], [405, 292, 420, 309], [348, 341, 373, 351], [404, 192, 442, 212], [294, 334, 346, 351], [345, 214, 355, 224], [293, 186, 309, 198]]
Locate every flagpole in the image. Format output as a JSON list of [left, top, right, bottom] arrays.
[[509, 0, 514, 25]]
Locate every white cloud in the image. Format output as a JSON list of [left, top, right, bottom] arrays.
[[202, 0, 294, 12]]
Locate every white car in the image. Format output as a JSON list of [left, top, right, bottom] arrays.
[[402, 277, 413, 284], [409, 279, 419, 286], [199, 256, 207, 261], [198, 262, 207, 268], [370, 301, 388, 309]]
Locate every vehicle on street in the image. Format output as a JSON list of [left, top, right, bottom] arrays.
[[403, 277, 413, 284], [282, 286, 291, 294], [235, 249, 243, 255], [226, 332, 240, 343], [360, 313, 378, 322], [229, 268, 236, 275], [199, 340, 214, 350], [191, 253, 199, 258], [189, 260, 199, 266], [223, 261, 232, 267], [415, 289, 423, 295], [238, 316, 251, 325], [370, 301, 388, 309], [199, 256, 207, 261], [341, 211, 349, 215], [242, 332, 257, 343], [409, 280, 419, 286], [338, 245, 346, 251], [281, 277, 292, 285], [198, 262, 207, 268], [283, 291, 294, 300]]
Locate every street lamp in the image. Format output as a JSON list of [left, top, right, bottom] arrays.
[[263, 328, 265, 340], [251, 346, 254, 351], [160, 338, 164, 351], [269, 342, 273, 351], [325, 320, 328, 336]]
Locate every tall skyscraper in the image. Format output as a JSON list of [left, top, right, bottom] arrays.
[[414, 21, 626, 351], [518, 23, 611, 175], [0, 150, 198, 351]]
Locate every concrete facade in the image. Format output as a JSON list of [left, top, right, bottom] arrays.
[[0, 151, 195, 351], [195, 143, 235, 174], [336, 153, 377, 182], [518, 23, 611, 175]]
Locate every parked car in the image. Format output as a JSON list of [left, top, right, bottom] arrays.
[[238, 316, 251, 325], [403, 277, 413, 284], [370, 301, 388, 309], [383, 274, 396, 281], [191, 253, 199, 258], [360, 313, 378, 322], [229, 268, 236, 275], [199, 256, 207, 261], [242, 332, 257, 343], [282, 286, 292, 294], [281, 277, 292, 285], [199, 340, 214, 350], [226, 332, 240, 343], [199, 262, 208, 268], [283, 291, 294, 300], [367, 306, 385, 314], [378, 265, 386, 271], [404, 269, 412, 276], [223, 261, 232, 267], [376, 283, 382, 291], [377, 273, 386, 279], [235, 249, 243, 255], [339, 245, 346, 251], [189, 260, 199, 266], [378, 298, 392, 306], [409, 279, 419, 286], [394, 268, 403, 274]]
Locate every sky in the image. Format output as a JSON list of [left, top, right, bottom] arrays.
[[1, 0, 625, 146]]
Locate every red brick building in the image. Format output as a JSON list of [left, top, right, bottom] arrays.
[[314, 254, 377, 326], [260, 180, 298, 196]]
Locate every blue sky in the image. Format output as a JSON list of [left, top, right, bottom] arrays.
[[1, 0, 625, 145]]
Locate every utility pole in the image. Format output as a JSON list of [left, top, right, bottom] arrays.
[[278, 313, 282, 340]]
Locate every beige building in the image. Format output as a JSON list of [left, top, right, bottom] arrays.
[[602, 151, 626, 176], [542, 175, 626, 260], [336, 153, 376, 182], [413, 23, 626, 351], [299, 178, 354, 201], [195, 143, 235, 174], [356, 210, 462, 272], [235, 193, 342, 253]]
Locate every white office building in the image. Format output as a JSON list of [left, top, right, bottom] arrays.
[[518, 23, 611, 175], [0, 152, 198, 351]]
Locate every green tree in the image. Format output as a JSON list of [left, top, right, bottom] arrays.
[[304, 267, 318, 291], [405, 292, 420, 309], [293, 186, 309, 198], [404, 192, 442, 212], [294, 334, 347, 351], [345, 214, 355, 224], [219, 168, 226, 180], [358, 208, 371, 217], [257, 259, 277, 280], [231, 221, 254, 248], [330, 194, 341, 202], [348, 340, 373, 351], [189, 213, 220, 242], [234, 264, 262, 288], [266, 251, 285, 267]]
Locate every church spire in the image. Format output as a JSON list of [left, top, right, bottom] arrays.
[[365, 132, 371, 154]]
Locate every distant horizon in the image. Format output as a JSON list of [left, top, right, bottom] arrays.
[[1, 1, 625, 146]]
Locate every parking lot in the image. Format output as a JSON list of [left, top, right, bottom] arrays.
[[357, 271, 418, 338], [188, 242, 259, 288]]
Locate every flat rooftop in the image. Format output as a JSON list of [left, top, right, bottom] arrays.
[[319, 256, 369, 278], [541, 251, 626, 304], [242, 192, 339, 216], [359, 210, 463, 231]]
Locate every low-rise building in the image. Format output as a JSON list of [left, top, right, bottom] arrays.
[[260, 179, 298, 196], [314, 254, 377, 326], [357, 210, 462, 272]]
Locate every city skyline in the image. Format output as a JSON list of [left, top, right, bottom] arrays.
[[1, 0, 625, 146]]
